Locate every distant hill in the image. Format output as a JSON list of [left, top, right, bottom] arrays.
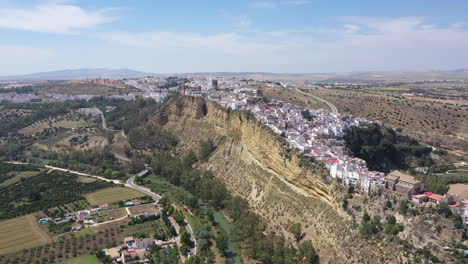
[[0, 68, 150, 82]]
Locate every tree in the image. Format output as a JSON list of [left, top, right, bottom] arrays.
[[452, 215, 464, 229], [342, 199, 349, 209], [298, 241, 319, 264], [199, 139, 216, 162], [362, 211, 371, 222], [398, 201, 408, 215], [287, 221, 303, 242], [216, 231, 229, 255], [173, 212, 184, 225], [180, 229, 192, 247], [386, 215, 396, 225]]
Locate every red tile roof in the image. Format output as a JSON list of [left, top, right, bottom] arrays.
[[428, 194, 443, 201]]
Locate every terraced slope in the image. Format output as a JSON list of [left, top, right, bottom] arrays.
[[154, 96, 406, 263]]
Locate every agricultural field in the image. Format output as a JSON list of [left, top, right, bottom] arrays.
[[1, 225, 126, 263], [19, 113, 92, 135], [367, 86, 410, 91], [0, 215, 52, 255], [128, 204, 158, 215], [121, 219, 171, 240], [0, 170, 42, 187], [85, 187, 145, 205], [92, 208, 128, 223], [57, 254, 101, 264], [262, 87, 329, 110], [448, 184, 468, 199], [304, 88, 468, 155], [0, 171, 113, 220], [0, 162, 43, 188], [36, 80, 137, 96], [0, 109, 33, 121]]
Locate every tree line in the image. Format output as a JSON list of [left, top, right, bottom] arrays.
[[147, 138, 319, 263], [344, 124, 433, 173], [0, 171, 113, 220]]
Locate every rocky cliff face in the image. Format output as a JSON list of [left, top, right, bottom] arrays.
[[156, 96, 404, 263]]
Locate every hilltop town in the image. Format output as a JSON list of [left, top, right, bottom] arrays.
[[0, 74, 467, 263]]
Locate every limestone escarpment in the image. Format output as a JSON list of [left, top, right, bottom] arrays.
[[156, 96, 404, 263]]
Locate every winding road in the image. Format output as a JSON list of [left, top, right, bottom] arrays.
[[44, 165, 122, 184], [125, 176, 162, 200], [295, 88, 339, 114], [126, 175, 197, 259]]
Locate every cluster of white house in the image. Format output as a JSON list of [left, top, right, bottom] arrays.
[[177, 78, 468, 226], [104, 235, 176, 264], [250, 100, 386, 194], [183, 79, 387, 195], [38, 199, 154, 226]]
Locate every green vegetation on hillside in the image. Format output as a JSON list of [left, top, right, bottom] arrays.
[[129, 124, 178, 152], [0, 161, 41, 185], [344, 124, 433, 173], [105, 97, 168, 132], [145, 133, 319, 264]]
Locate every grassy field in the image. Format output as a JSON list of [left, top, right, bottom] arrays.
[[367, 86, 410, 91], [262, 87, 329, 110], [20, 119, 90, 135], [128, 204, 157, 215], [75, 228, 95, 237], [0, 215, 52, 255], [449, 183, 468, 199], [0, 170, 42, 187], [85, 187, 144, 205], [213, 211, 241, 264], [57, 254, 101, 264]]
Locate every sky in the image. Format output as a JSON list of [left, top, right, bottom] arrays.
[[0, 0, 468, 75]]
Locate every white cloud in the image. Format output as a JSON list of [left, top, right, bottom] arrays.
[[233, 15, 251, 29], [0, 3, 115, 33], [0, 45, 51, 57], [100, 17, 468, 73], [101, 31, 278, 56], [343, 24, 360, 34], [250, 1, 311, 8], [452, 22, 465, 29]]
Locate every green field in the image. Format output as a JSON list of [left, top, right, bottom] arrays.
[[85, 187, 144, 205], [57, 254, 101, 264], [367, 86, 410, 91], [75, 228, 95, 237], [0, 215, 52, 255], [213, 211, 241, 264], [0, 170, 42, 187]]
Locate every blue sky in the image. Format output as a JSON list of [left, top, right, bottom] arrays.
[[0, 0, 467, 75]]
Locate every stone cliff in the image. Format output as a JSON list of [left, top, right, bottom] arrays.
[[155, 96, 404, 263]]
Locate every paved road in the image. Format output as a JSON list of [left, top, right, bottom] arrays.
[[295, 88, 339, 114], [44, 165, 123, 184], [125, 176, 162, 200], [92, 215, 128, 227], [114, 152, 131, 162]]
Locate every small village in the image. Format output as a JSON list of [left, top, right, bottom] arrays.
[[36, 193, 194, 264], [38, 196, 156, 228]]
